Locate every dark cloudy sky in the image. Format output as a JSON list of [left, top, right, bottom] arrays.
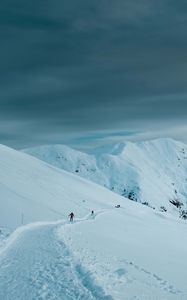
[[1, 0, 187, 149]]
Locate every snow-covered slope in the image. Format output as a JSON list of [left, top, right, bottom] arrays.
[[23, 139, 187, 213], [0, 204, 187, 299], [0, 144, 121, 230], [1, 143, 187, 299], [58, 207, 187, 300]]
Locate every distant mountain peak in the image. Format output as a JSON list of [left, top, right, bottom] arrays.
[[22, 138, 187, 215]]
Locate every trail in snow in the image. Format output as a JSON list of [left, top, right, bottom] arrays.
[[0, 209, 186, 300], [0, 218, 112, 300], [58, 210, 187, 300]]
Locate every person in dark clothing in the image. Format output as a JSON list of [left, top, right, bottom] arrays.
[[90, 210, 95, 218], [69, 212, 74, 222]]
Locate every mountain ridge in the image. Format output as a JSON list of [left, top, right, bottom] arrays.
[[22, 138, 187, 214], [1, 142, 187, 299], [0, 144, 125, 229]]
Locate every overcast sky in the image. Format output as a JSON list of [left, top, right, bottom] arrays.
[[1, 0, 187, 149]]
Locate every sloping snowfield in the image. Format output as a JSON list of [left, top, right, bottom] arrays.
[[0, 144, 119, 229], [0, 144, 187, 299], [1, 208, 187, 300], [0, 220, 112, 300], [58, 208, 187, 300], [23, 138, 187, 212]]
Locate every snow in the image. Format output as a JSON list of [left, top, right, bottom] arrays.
[[1, 143, 187, 299], [0, 227, 10, 247], [0, 144, 121, 230], [23, 138, 187, 213], [57, 207, 187, 300], [0, 220, 112, 300], [0, 207, 187, 299]]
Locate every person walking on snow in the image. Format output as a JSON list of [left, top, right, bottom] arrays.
[[68, 212, 74, 222]]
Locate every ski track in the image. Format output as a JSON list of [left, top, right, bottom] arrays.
[[0, 210, 186, 300], [0, 216, 113, 300], [57, 211, 187, 300]]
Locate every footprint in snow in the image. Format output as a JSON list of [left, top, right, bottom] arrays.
[[120, 259, 184, 296]]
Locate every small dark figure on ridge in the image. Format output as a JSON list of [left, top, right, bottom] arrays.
[[69, 212, 74, 222]]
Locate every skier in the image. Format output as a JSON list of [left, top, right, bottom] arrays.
[[91, 210, 94, 216], [68, 212, 74, 222]]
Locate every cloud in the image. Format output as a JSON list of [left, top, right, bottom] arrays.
[[0, 0, 187, 148]]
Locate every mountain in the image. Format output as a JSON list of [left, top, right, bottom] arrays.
[[0, 143, 187, 299], [0, 144, 121, 230], [23, 138, 187, 214]]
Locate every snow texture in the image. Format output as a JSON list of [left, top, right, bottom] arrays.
[[23, 138, 187, 213], [0, 142, 187, 299], [0, 144, 120, 230], [0, 208, 187, 300], [0, 221, 112, 300]]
